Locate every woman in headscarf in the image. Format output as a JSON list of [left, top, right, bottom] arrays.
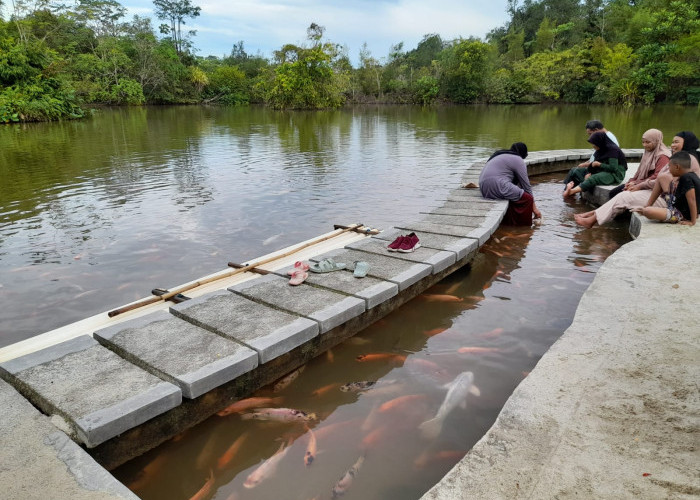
[[563, 131, 627, 198], [606, 128, 671, 198], [575, 129, 671, 228], [479, 142, 541, 226]]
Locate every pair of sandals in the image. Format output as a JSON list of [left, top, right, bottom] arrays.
[[287, 258, 370, 285]]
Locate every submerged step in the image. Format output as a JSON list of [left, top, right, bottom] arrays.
[[0, 336, 181, 448], [229, 275, 366, 333], [94, 311, 259, 399], [171, 290, 319, 364]]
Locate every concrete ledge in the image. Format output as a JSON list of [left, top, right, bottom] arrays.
[[345, 237, 457, 274], [0, 379, 139, 499], [0, 336, 181, 448], [94, 311, 259, 399], [274, 263, 399, 310], [422, 198, 700, 499], [229, 274, 366, 333], [374, 229, 479, 261], [171, 290, 319, 364]]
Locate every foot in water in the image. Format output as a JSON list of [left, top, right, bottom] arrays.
[[563, 181, 575, 198], [574, 213, 597, 228]]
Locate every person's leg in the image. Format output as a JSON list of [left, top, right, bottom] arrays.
[[574, 212, 597, 228], [579, 171, 616, 192], [608, 184, 625, 199], [504, 192, 534, 226], [642, 207, 672, 221]]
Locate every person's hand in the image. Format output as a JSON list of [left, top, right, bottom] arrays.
[[584, 173, 592, 180], [577, 161, 590, 168], [533, 207, 542, 219], [680, 220, 695, 226], [630, 207, 645, 213], [591, 161, 601, 168], [628, 184, 642, 192]]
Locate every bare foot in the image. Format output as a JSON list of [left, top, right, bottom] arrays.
[[563, 181, 574, 198], [575, 214, 597, 228]]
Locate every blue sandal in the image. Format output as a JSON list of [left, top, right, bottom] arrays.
[[309, 258, 346, 273], [353, 261, 370, 278]]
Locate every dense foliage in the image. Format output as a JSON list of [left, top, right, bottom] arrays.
[[0, 0, 698, 122]]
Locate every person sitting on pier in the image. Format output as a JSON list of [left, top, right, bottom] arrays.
[[634, 151, 699, 226], [562, 120, 619, 194], [574, 129, 670, 228], [479, 142, 542, 226], [563, 131, 627, 198]]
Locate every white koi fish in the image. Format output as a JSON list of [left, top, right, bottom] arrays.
[[241, 407, 316, 422], [331, 455, 365, 498], [243, 441, 291, 489], [419, 371, 480, 440]]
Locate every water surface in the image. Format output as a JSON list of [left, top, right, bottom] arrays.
[[1, 104, 696, 346]]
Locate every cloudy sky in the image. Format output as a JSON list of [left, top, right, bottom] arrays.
[[120, 0, 511, 63]]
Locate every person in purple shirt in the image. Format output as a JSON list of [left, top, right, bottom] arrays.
[[479, 142, 542, 226]]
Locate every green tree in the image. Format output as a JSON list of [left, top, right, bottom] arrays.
[[152, 0, 200, 56], [440, 38, 492, 103]]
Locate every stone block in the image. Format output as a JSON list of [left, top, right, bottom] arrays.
[[374, 230, 478, 261], [94, 311, 258, 398], [310, 248, 432, 291], [345, 237, 456, 274], [171, 290, 319, 364], [0, 336, 181, 448], [229, 275, 365, 333], [274, 265, 397, 310]]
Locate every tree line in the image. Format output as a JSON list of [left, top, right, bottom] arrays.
[[1, 0, 698, 123]]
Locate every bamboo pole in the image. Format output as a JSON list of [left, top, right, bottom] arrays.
[[107, 223, 366, 317]]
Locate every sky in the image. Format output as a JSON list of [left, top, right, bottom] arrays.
[[120, 0, 512, 63]]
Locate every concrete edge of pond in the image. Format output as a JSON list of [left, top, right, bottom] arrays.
[[421, 204, 700, 497], [0, 149, 651, 499]]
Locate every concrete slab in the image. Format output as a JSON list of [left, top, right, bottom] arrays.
[[373, 229, 479, 261], [423, 204, 494, 216], [0, 379, 139, 500], [273, 265, 398, 310], [171, 290, 319, 364], [94, 311, 258, 399], [421, 213, 488, 227], [0, 336, 181, 448], [309, 248, 432, 291], [395, 220, 494, 245], [229, 275, 366, 333], [345, 237, 457, 274]]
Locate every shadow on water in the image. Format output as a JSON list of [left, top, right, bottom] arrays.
[[112, 175, 632, 500]]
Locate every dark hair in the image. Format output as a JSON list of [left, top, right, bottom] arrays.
[[585, 120, 604, 131], [675, 131, 700, 160], [670, 151, 692, 170]]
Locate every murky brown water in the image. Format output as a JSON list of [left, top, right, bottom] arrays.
[[112, 175, 631, 500]]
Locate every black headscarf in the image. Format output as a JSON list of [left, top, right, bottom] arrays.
[[675, 131, 700, 161], [588, 131, 627, 168], [488, 142, 528, 161]]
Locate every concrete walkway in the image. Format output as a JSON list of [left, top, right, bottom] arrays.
[[421, 215, 700, 499]]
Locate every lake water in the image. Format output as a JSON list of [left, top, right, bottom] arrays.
[[1, 104, 697, 498], [1, 104, 697, 347]]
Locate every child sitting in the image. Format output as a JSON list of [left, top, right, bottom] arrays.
[[635, 151, 699, 226]]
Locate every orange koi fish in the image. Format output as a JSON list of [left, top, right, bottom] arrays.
[[378, 394, 426, 413], [217, 397, 283, 417], [216, 433, 248, 471], [312, 383, 340, 397], [189, 469, 215, 500], [423, 327, 447, 337], [356, 353, 407, 363], [327, 349, 335, 363], [414, 450, 464, 469], [479, 327, 504, 339], [406, 358, 443, 373], [361, 425, 389, 449], [419, 294, 463, 303], [458, 347, 501, 354]]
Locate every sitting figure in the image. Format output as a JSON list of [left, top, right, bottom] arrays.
[[635, 151, 699, 226], [563, 131, 627, 198], [574, 129, 671, 228], [479, 142, 542, 226]]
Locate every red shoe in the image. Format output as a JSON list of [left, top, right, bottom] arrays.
[[397, 232, 420, 253], [387, 235, 405, 251]]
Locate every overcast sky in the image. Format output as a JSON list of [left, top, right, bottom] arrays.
[[120, 0, 511, 63]]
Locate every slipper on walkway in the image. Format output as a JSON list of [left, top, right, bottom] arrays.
[[309, 258, 346, 273], [289, 270, 308, 286], [287, 261, 310, 276], [353, 261, 370, 278]]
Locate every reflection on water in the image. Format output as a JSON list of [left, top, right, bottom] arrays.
[[1, 105, 697, 346], [112, 176, 631, 500]]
